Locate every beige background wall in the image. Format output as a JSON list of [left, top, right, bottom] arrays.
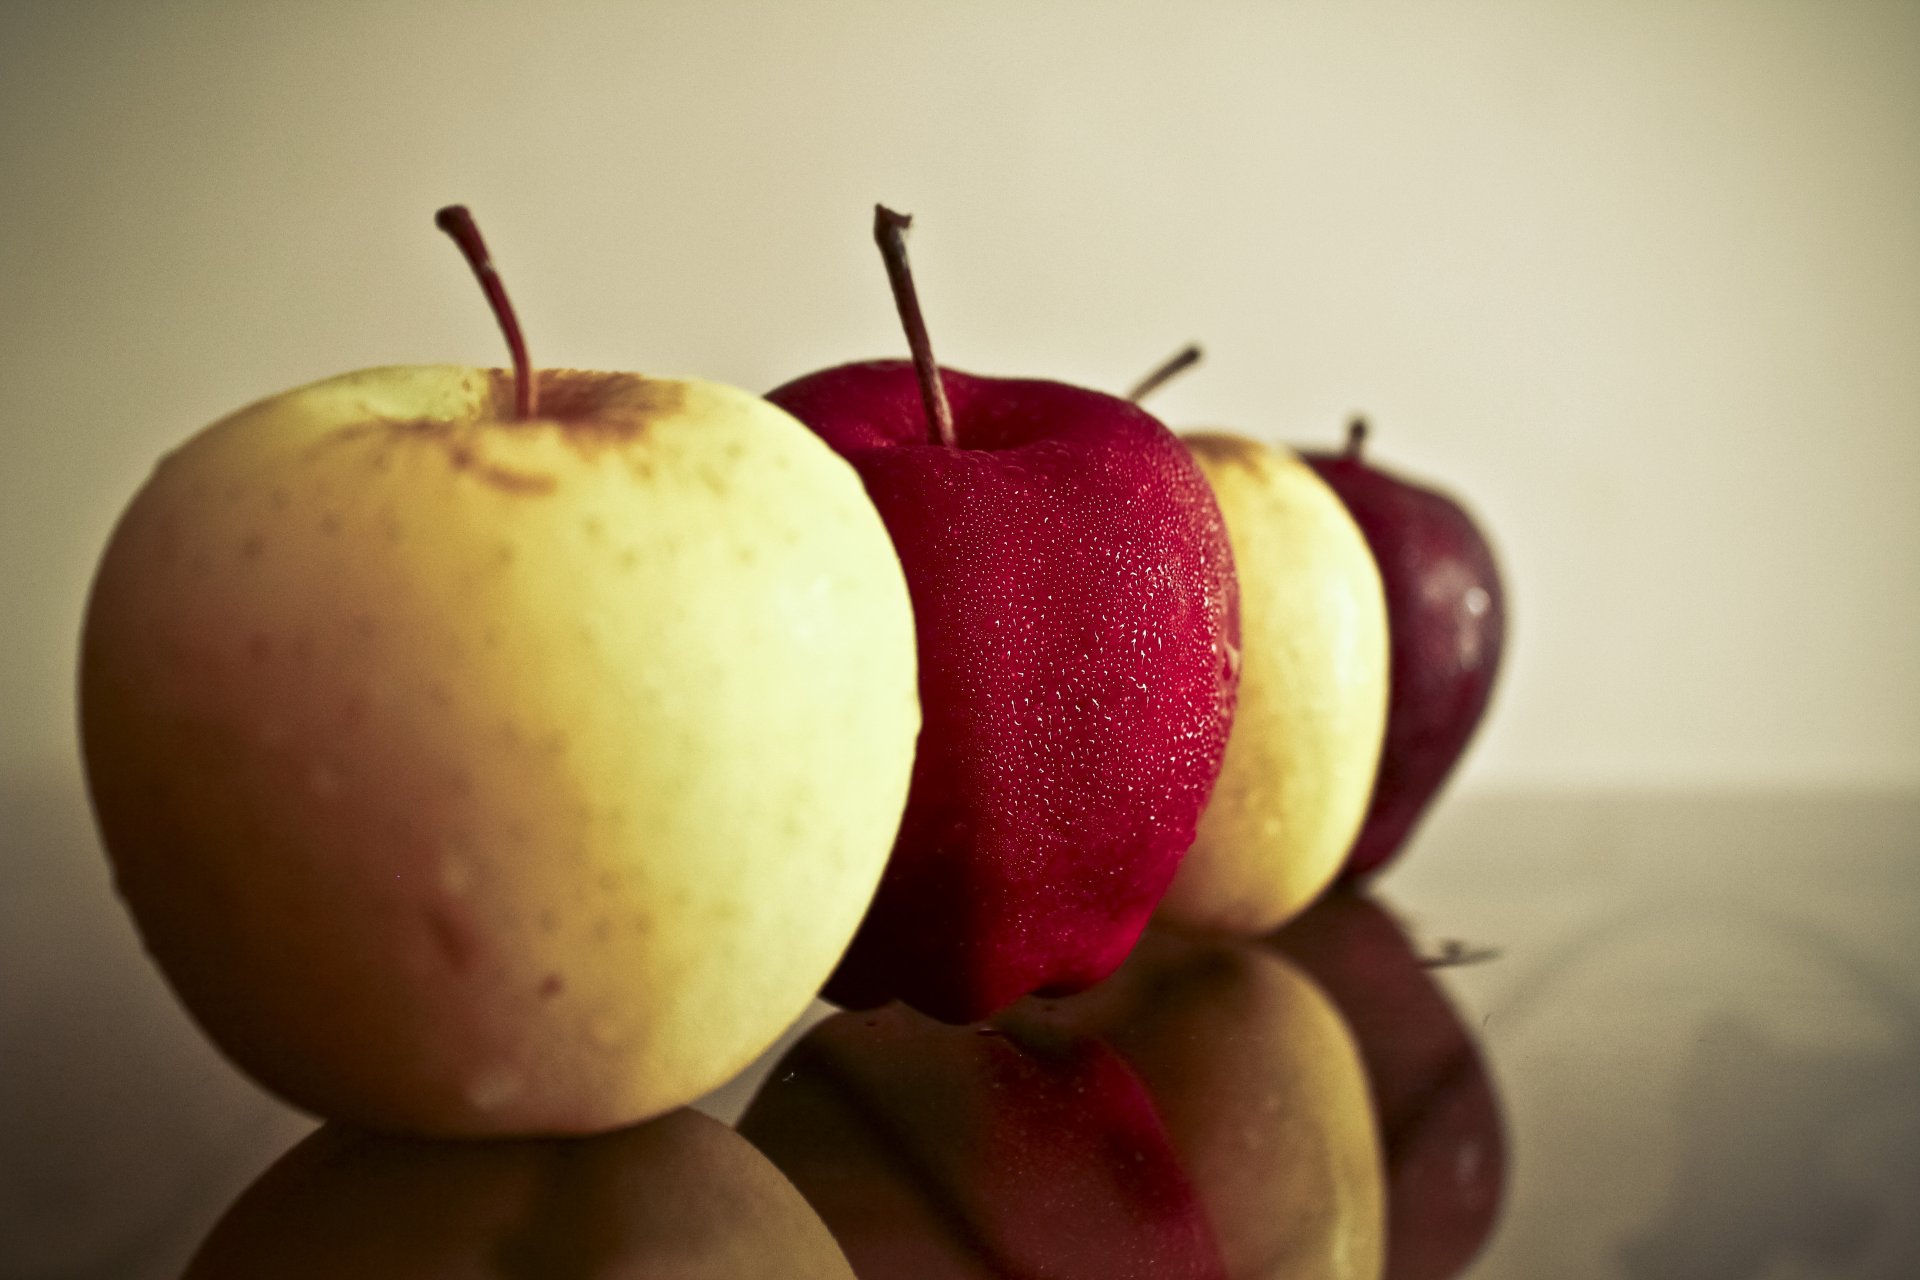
[[3, 0, 1917, 792]]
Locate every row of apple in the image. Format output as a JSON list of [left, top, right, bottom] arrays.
[[77, 204, 1503, 1139], [182, 893, 1506, 1279]]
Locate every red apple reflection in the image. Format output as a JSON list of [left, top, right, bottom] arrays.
[[740, 932, 1385, 1279], [1271, 893, 1507, 1280]]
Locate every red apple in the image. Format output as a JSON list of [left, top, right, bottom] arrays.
[[766, 208, 1240, 1022], [1298, 420, 1506, 881], [1271, 893, 1507, 1280]]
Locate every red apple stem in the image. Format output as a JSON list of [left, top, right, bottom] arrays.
[[1344, 416, 1368, 460], [435, 205, 537, 420], [1126, 344, 1203, 404], [872, 205, 956, 449]]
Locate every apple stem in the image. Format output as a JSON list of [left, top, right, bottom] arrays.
[[1344, 416, 1369, 460], [435, 205, 537, 420], [872, 205, 956, 449], [1126, 344, 1203, 404]]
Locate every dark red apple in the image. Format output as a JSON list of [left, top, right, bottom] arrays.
[[1299, 419, 1505, 881], [1270, 893, 1507, 1280], [739, 932, 1385, 1280], [766, 208, 1239, 1022]]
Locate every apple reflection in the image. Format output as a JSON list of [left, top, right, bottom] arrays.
[[178, 896, 1505, 1280], [739, 931, 1388, 1279], [1271, 893, 1507, 1280], [182, 1107, 853, 1279]]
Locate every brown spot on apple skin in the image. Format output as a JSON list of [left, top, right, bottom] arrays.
[[470, 464, 558, 496], [538, 974, 564, 999], [490, 368, 686, 436], [426, 907, 478, 972], [316, 372, 682, 497], [1181, 431, 1269, 474], [376, 422, 559, 495]]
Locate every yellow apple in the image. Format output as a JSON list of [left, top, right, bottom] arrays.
[[1156, 433, 1389, 935], [184, 1108, 855, 1278], [78, 356, 919, 1135]]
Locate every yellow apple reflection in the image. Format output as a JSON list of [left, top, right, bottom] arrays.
[[740, 931, 1385, 1279], [183, 1107, 853, 1279], [1271, 893, 1507, 1280]]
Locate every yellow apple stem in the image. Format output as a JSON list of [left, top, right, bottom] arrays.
[[1125, 343, 1203, 404], [872, 204, 956, 449], [435, 205, 538, 420], [1344, 416, 1368, 461]]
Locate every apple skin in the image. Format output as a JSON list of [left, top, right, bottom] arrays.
[[767, 360, 1240, 1023], [183, 1108, 854, 1279], [1297, 433, 1505, 881], [1158, 434, 1389, 935], [79, 365, 920, 1137], [1270, 894, 1506, 1280], [739, 931, 1385, 1280]]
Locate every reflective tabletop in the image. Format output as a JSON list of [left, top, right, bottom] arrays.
[[5, 780, 1918, 1278]]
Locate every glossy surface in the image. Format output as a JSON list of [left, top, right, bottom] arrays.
[[769, 361, 1240, 1022], [741, 931, 1384, 1279], [182, 1108, 853, 1279], [1274, 894, 1504, 1279], [3, 789, 1918, 1277]]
